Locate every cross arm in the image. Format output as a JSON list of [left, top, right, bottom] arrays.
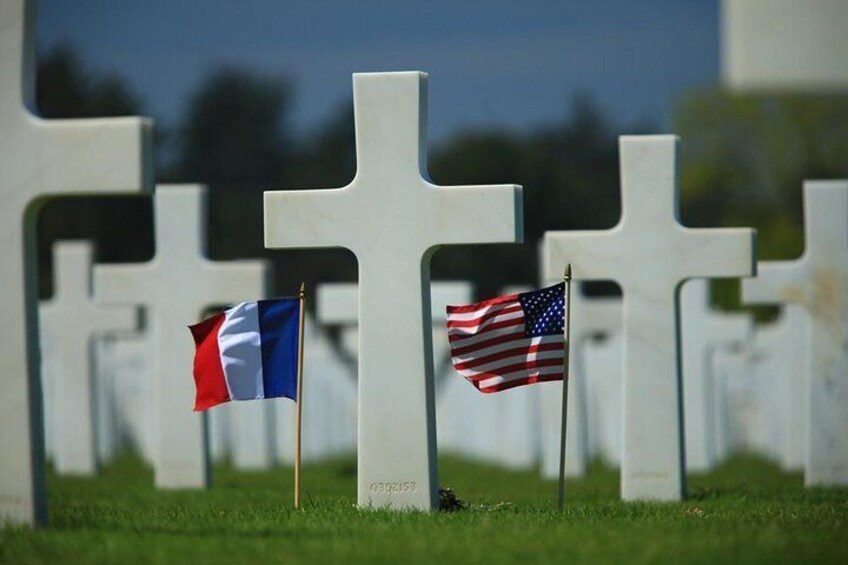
[[741, 259, 807, 305], [705, 311, 753, 343], [679, 227, 756, 279], [89, 305, 138, 335], [542, 229, 623, 281], [579, 298, 623, 335], [264, 188, 355, 251], [199, 259, 267, 303], [33, 116, 153, 195], [426, 183, 523, 248], [93, 263, 156, 306]]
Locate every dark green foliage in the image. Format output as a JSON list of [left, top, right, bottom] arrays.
[[674, 90, 848, 314], [36, 44, 142, 119]]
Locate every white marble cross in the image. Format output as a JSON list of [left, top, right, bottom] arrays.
[[274, 315, 359, 465], [537, 281, 622, 479], [680, 279, 752, 472], [316, 280, 472, 378], [742, 180, 848, 486], [747, 306, 808, 470], [265, 72, 522, 510], [94, 185, 267, 489], [318, 281, 479, 460], [0, 0, 152, 525], [39, 241, 136, 475], [95, 331, 156, 462], [231, 313, 358, 470], [585, 333, 624, 466], [543, 135, 755, 500]]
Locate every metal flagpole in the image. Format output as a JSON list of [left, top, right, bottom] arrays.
[[294, 282, 306, 509], [558, 264, 573, 512]]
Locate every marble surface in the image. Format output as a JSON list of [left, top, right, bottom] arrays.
[[742, 181, 848, 486], [543, 136, 755, 500], [0, 0, 152, 525], [39, 242, 137, 475], [585, 333, 624, 466], [747, 306, 808, 470], [536, 277, 623, 479], [265, 72, 523, 510], [94, 185, 267, 489], [680, 279, 752, 472]]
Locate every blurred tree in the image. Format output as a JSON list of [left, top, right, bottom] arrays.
[[169, 68, 292, 262], [35, 44, 153, 298], [36, 44, 142, 118], [675, 90, 848, 311], [429, 96, 623, 297]]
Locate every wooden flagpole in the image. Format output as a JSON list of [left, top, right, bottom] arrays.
[[294, 282, 306, 509], [558, 264, 573, 512]]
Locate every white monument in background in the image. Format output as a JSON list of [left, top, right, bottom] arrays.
[[722, 0, 848, 92], [742, 181, 848, 486], [94, 185, 267, 489], [39, 241, 137, 475], [544, 136, 755, 501], [680, 279, 752, 472], [0, 0, 152, 526], [272, 314, 358, 466], [536, 281, 622, 479], [95, 330, 156, 462], [264, 72, 523, 510], [585, 333, 624, 466], [747, 306, 808, 470]]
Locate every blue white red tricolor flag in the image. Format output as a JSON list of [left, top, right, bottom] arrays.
[[446, 283, 566, 393], [189, 298, 300, 411]]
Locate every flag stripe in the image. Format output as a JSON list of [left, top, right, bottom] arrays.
[[446, 303, 523, 329], [449, 329, 529, 356], [452, 339, 564, 371], [474, 372, 563, 393], [448, 316, 524, 341], [477, 365, 564, 389], [460, 356, 564, 381], [189, 312, 230, 411], [445, 293, 519, 316], [257, 298, 300, 401], [218, 301, 264, 400]]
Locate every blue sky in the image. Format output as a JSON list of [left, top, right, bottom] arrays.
[[37, 0, 719, 141]]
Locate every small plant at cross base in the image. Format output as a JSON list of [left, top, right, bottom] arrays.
[[438, 486, 465, 512]]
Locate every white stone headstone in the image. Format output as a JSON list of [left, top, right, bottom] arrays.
[[585, 333, 624, 466], [95, 331, 156, 462], [543, 135, 755, 500], [264, 71, 522, 510], [271, 313, 357, 465], [207, 402, 233, 463], [230, 400, 276, 470], [680, 279, 752, 472], [712, 344, 757, 458], [318, 281, 478, 461], [0, 0, 152, 525], [39, 241, 137, 475], [537, 282, 622, 479], [747, 306, 808, 470], [94, 185, 267, 488], [742, 180, 848, 486]]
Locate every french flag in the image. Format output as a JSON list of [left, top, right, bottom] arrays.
[[189, 298, 301, 411]]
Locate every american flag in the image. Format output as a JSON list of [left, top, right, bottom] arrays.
[[446, 283, 566, 393]]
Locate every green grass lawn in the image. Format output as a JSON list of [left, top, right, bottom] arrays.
[[2, 454, 847, 564]]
